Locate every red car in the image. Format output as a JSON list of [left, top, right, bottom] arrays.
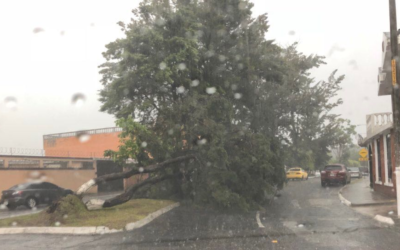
[[320, 164, 351, 187]]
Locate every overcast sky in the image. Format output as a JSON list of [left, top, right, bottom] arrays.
[[0, 0, 393, 148]]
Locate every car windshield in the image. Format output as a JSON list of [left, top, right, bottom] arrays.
[[1, 0, 399, 249], [325, 165, 342, 171]]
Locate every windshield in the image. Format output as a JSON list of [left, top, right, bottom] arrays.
[[1, 0, 398, 249]]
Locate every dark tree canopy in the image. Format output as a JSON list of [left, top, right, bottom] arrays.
[[99, 0, 353, 210]]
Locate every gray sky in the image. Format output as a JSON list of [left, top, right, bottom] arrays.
[[0, 0, 393, 148]]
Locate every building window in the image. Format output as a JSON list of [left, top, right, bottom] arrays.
[[375, 139, 382, 182], [385, 134, 393, 184]]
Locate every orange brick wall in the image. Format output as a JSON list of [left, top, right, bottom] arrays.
[[44, 132, 121, 158]]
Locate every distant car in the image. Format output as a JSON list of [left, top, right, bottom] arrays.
[[0, 182, 73, 210], [320, 164, 351, 187], [348, 167, 362, 179], [286, 167, 308, 180], [315, 171, 321, 177]]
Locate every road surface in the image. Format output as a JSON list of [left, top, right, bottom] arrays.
[[1, 178, 400, 249]]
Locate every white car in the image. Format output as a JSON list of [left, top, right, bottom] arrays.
[[348, 167, 362, 178], [315, 171, 321, 177]]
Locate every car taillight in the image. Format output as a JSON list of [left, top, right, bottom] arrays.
[[12, 191, 23, 196]]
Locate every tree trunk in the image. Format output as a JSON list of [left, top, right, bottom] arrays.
[[77, 154, 196, 210]]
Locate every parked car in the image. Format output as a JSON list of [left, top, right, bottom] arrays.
[[320, 164, 351, 187], [315, 170, 321, 177], [348, 167, 362, 179], [0, 182, 73, 210], [286, 167, 308, 180]]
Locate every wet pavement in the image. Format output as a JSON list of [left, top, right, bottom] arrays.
[[341, 178, 396, 206], [1, 178, 400, 249]]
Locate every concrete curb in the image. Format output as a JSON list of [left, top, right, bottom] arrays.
[[374, 215, 395, 225], [0, 202, 180, 235], [338, 185, 396, 207]]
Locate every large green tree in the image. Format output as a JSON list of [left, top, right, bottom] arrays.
[[96, 0, 353, 210]]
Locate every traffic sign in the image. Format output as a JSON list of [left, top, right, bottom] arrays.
[[359, 148, 368, 158]]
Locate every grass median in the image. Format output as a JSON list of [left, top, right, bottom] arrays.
[[0, 195, 175, 230]]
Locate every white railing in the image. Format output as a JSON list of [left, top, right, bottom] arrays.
[[366, 113, 393, 138]]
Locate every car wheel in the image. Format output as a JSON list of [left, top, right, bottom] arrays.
[[6, 204, 17, 211], [26, 197, 38, 209]]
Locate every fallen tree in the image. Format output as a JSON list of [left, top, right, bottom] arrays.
[[77, 155, 196, 210]]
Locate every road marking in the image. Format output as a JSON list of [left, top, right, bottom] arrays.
[[291, 199, 301, 209], [256, 211, 265, 228]]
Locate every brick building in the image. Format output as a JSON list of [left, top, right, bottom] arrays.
[[359, 113, 396, 198]]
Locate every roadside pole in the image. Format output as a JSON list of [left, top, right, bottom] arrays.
[[388, 0, 400, 217]]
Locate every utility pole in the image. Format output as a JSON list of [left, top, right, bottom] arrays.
[[389, 0, 400, 217]]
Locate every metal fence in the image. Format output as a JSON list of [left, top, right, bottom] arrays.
[[43, 127, 123, 140], [0, 147, 106, 158]]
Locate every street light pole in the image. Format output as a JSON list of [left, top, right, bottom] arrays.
[[388, 0, 400, 217]]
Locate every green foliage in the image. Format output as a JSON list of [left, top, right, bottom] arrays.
[[99, 0, 351, 210]]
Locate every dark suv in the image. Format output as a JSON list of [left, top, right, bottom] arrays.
[[320, 164, 351, 187], [0, 182, 73, 210]]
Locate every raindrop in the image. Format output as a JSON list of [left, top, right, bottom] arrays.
[[235, 55, 242, 61], [155, 18, 166, 26], [141, 142, 148, 148], [90, 23, 95, 27], [123, 89, 130, 96], [191, 80, 200, 87], [234, 93, 242, 99], [177, 63, 187, 71], [288, 30, 296, 36], [63, 237, 68, 241], [238, 63, 244, 69], [60, 31, 65, 36], [196, 30, 204, 38], [238, 1, 246, 10], [4, 96, 17, 110], [168, 129, 174, 135], [206, 162, 212, 167], [177, 86, 185, 94], [231, 84, 238, 91], [197, 139, 207, 145], [297, 224, 304, 228], [32, 207, 37, 211], [55, 221, 61, 226], [159, 62, 167, 70], [71, 93, 86, 107], [30, 171, 40, 178], [218, 55, 226, 62], [205, 50, 215, 58], [328, 44, 345, 57], [139, 167, 144, 173], [77, 133, 91, 143], [0, 204, 5, 209], [349, 60, 358, 69], [33, 27, 44, 34], [206, 87, 216, 94], [63, 214, 69, 219], [389, 211, 394, 215], [12, 222, 17, 227]]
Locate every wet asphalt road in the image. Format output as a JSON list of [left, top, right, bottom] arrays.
[[1, 178, 400, 249]]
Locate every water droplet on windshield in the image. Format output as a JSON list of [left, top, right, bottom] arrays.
[[234, 93, 242, 99], [4, 96, 17, 110], [177, 63, 187, 71], [218, 55, 226, 62], [12, 222, 17, 227], [71, 93, 86, 107], [139, 167, 144, 173], [55, 221, 61, 226], [197, 139, 207, 145], [33, 27, 44, 34], [297, 224, 304, 228], [388, 211, 394, 215], [205, 50, 215, 58], [177, 86, 186, 94], [231, 84, 238, 91], [141, 142, 147, 148], [77, 133, 91, 143], [288, 30, 296, 36], [168, 129, 174, 135], [60, 31, 65, 36], [191, 80, 200, 87], [63, 214, 68, 219], [159, 62, 167, 70], [238, 2, 246, 10], [155, 18, 166, 26], [90, 23, 95, 27], [206, 87, 216, 94]]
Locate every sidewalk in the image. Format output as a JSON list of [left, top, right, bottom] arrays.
[[340, 178, 396, 206], [340, 178, 399, 226]]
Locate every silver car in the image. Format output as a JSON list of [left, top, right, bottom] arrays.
[[348, 167, 362, 179]]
